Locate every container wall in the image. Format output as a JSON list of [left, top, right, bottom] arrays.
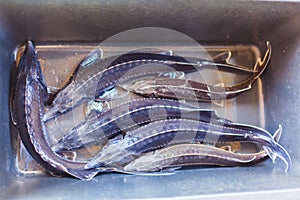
[[1, 1, 300, 199]]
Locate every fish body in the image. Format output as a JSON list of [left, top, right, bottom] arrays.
[[52, 98, 218, 152], [12, 41, 99, 180], [127, 42, 272, 101], [85, 118, 290, 171], [123, 144, 267, 172], [44, 51, 255, 121], [12, 41, 289, 179]]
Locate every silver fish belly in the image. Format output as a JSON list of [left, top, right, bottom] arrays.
[[123, 144, 267, 172]]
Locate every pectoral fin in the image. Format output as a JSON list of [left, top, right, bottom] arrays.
[[67, 168, 100, 180]]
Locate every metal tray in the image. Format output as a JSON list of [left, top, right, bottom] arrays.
[[1, 1, 300, 199]]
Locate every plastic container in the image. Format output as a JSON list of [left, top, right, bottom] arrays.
[[1, 1, 300, 199]]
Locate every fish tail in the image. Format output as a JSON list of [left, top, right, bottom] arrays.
[[263, 125, 291, 172]]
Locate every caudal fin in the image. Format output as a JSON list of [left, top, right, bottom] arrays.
[[263, 125, 291, 172]]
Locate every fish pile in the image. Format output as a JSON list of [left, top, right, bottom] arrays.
[[11, 40, 291, 180]]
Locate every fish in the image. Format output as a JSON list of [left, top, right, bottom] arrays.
[[124, 42, 272, 102], [90, 124, 283, 173], [85, 118, 291, 171], [43, 50, 257, 121], [11, 41, 99, 180], [51, 98, 222, 152], [122, 143, 267, 172]]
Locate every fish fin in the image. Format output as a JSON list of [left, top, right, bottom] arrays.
[[263, 146, 277, 163], [273, 143, 292, 172], [212, 51, 231, 64], [95, 85, 129, 102], [158, 50, 173, 56], [211, 51, 259, 73], [78, 49, 103, 69], [253, 41, 271, 76], [265, 125, 291, 172], [67, 168, 100, 180], [69, 49, 103, 82], [273, 124, 282, 143]]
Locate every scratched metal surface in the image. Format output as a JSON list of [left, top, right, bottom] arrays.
[[1, 1, 300, 200]]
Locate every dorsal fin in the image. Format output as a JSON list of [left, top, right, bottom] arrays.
[[212, 51, 231, 64], [78, 49, 103, 69], [70, 49, 103, 82], [273, 124, 282, 143]]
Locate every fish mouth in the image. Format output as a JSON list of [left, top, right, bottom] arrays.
[[18, 40, 37, 73], [25, 40, 36, 55]]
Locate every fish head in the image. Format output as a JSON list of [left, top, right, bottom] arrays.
[[16, 41, 48, 99], [17, 41, 35, 77], [18, 41, 43, 80]]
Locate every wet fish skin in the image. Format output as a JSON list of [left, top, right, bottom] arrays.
[[85, 128, 253, 168], [44, 50, 254, 121], [123, 144, 267, 172], [91, 124, 283, 173], [86, 118, 290, 170], [52, 98, 218, 152], [44, 53, 203, 121], [127, 78, 239, 102], [12, 41, 99, 180], [128, 42, 272, 102]]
